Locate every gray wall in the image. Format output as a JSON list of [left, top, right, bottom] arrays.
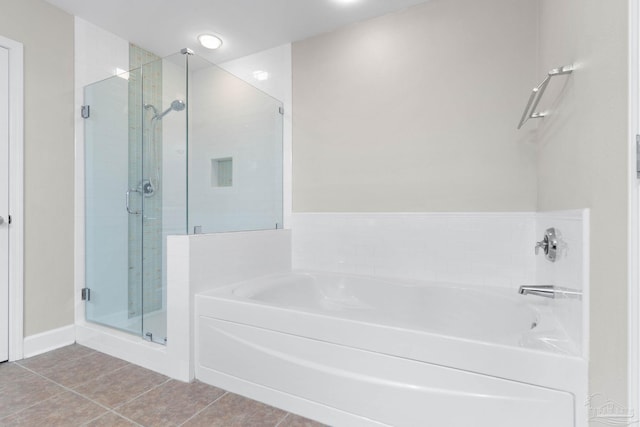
[[292, 0, 538, 212], [536, 0, 629, 411], [0, 0, 75, 336]]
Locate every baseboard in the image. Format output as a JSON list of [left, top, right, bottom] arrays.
[[23, 324, 76, 358]]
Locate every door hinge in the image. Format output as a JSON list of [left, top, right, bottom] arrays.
[[8, 215, 11, 225], [81, 105, 90, 119], [81, 288, 91, 301], [278, 106, 284, 115]]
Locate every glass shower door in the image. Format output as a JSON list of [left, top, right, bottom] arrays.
[[85, 54, 187, 344], [84, 69, 143, 335]]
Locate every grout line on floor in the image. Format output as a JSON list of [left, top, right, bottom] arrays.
[[16, 348, 173, 425], [80, 409, 146, 427], [18, 351, 177, 421], [18, 363, 118, 415], [80, 411, 110, 427], [0, 363, 74, 421], [6, 347, 308, 427], [0, 382, 67, 423], [83, 360, 133, 383], [15, 345, 98, 370], [176, 391, 229, 427], [274, 412, 291, 427], [16, 348, 130, 392], [110, 410, 146, 427], [112, 377, 173, 411]]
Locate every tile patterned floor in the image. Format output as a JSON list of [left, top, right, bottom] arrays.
[[0, 345, 327, 427]]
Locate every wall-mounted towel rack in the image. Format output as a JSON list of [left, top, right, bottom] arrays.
[[517, 65, 573, 129]]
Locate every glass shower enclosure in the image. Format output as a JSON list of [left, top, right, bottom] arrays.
[[84, 50, 283, 344]]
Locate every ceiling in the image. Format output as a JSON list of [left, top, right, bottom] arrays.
[[44, 0, 432, 63]]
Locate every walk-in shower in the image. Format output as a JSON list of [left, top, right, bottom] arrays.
[[83, 50, 283, 344]]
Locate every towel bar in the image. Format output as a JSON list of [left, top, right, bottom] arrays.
[[517, 65, 573, 130]]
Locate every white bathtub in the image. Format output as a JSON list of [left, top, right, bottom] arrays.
[[195, 271, 587, 427]]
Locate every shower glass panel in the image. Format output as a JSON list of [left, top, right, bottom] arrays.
[[84, 50, 282, 344], [139, 54, 188, 344], [187, 55, 283, 234]]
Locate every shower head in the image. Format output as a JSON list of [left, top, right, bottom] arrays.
[[171, 99, 186, 111], [157, 99, 186, 119]]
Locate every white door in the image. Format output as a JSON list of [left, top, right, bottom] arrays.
[[0, 46, 9, 363]]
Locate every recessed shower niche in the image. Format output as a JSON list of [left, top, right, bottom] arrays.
[[83, 48, 283, 344], [211, 157, 233, 187]]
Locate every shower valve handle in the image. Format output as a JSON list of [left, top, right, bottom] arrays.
[[534, 228, 558, 262]]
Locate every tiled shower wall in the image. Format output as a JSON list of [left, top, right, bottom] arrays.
[[292, 213, 538, 288], [128, 44, 163, 317], [536, 210, 589, 357]]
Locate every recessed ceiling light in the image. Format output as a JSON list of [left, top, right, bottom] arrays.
[[198, 34, 223, 50]]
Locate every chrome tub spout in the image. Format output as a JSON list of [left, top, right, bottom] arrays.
[[518, 285, 582, 300]]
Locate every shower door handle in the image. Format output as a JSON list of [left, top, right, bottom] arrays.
[[126, 189, 142, 215]]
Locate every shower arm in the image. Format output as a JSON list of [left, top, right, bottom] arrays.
[[144, 104, 158, 117]]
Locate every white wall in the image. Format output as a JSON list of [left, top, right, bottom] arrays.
[[292, 0, 538, 212]]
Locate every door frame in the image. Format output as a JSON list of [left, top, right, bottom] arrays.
[[630, 0, 640, 418], [0, 35, 24, 362]]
